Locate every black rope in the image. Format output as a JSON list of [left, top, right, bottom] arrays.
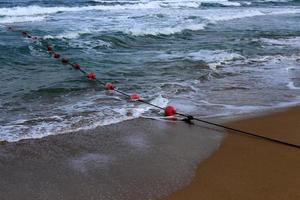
[[7, 27, 300, 149], [186, 116, 300, 149]]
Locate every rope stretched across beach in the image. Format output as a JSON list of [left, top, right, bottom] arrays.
[[4, 26, 300, 149]]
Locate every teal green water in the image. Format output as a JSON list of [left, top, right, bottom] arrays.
[[1, 0, 300, 141]]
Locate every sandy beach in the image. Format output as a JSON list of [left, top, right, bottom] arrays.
[[164, 106, 300, 200], [0, 107, 299, 200]]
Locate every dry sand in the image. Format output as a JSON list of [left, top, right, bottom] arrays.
[[164, 106, 300, 200]]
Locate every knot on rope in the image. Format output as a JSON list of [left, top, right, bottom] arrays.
[[130, 93, 140, 101], [183, 115, 194, 124], [87, 72, 96, 79], [105, 83, 115, 91], [165, 105, 176, 117], [53, 53, 61, 59], [61, 58, 69, 64], [72, 64, 81, 70]]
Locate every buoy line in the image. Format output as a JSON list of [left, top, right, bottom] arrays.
[[4, 26, 300, 149]]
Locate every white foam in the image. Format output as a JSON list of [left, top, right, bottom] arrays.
[[127, 8, 300, 36], [157, 50, 243, 68], [203, 8, 300, 22], [128, 23, 206, 36], [0, 16, 47, 24], [203, 9, 265, 22], [287, 82, 300, 90], [43, 32, 81, 39], [286, 67, 296, 71], [43, 28, 93, 39], [187, 50, 244, 63], [0, 95, 169, 142], [260, 37, 300, 48], [92, 0, 241, 8], [198, 0, 241, 6], [0, 4, 161, 17]]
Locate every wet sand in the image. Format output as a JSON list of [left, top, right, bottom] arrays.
[[164, 106, 300, 200], [0, 118, 224, 200]]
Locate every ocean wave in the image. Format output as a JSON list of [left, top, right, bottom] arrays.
[[0, 4, 160, 17], [157, 50, 244, 69], [43, 28, 93, 39], [127, 8, 300, 36], [0, 95, 168, 142], [287, 81, 300, 90], [128, 23, 207, 36], [260, 37, 300, 48], [0, 15, 47, 24], [0, 0, 243, 19], [187, 50, 244, 63], [203, 8, 300, 22], [91, 0, 241, 7]]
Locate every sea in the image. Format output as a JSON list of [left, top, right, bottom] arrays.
[[1, 0, 300, 142]]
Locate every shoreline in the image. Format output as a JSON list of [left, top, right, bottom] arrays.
[[164, 106, 300, 200], [0, 106, 299, 199]]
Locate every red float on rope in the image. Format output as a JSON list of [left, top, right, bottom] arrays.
[[165, 106, 176, 117], [105, 83, 115, 91], [130, 93, 140, 101], [61, 58, 69, 64], [87, 72, 96, 79], [53, 53, 61, 59], [73, 63, 81, 70]]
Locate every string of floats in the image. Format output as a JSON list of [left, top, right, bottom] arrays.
[[5, 26, 300, 149]]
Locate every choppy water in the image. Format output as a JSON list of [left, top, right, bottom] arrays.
[[1, 0, 300, 141]]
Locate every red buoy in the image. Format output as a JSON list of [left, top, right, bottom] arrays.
[[165, 106, 176, 117], [87, 72, 96, 79], [105, 83, 115, 91], [130, 93, 140, 101], [61, 58, 69, 64], [47, 46, 53, 51], [73, 63, 80, 70], [53, 53, 61, 59]]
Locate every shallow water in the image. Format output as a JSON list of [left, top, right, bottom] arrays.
[[1, 0, 300, 141]]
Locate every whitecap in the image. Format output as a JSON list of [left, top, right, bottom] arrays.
[[0, 15, 47, 24], [128, 23, 206, 36], [287, 81, 300, 90]]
